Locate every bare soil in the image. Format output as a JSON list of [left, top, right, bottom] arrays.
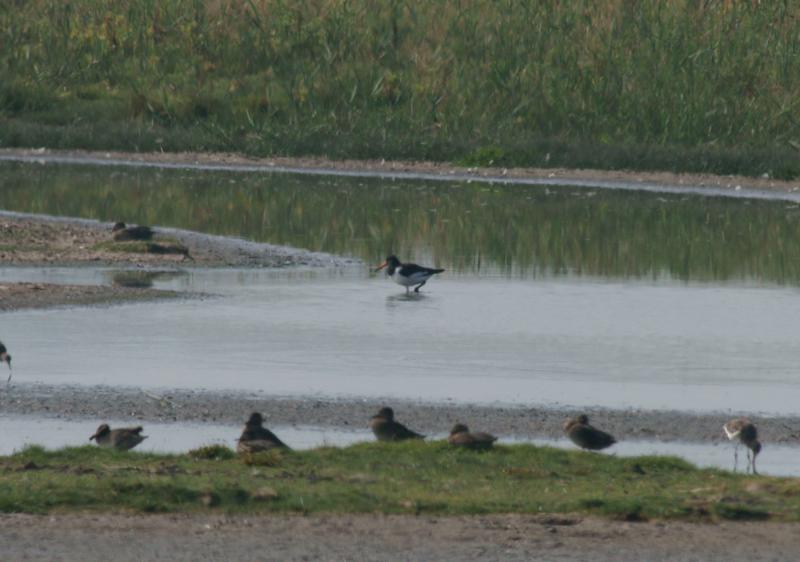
[[0, 281, 184, 312], [0, 512, 797, 561], [0, 213, 352, 269]]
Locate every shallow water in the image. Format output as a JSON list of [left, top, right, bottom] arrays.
[[0, 415, 367, 454], [1, 416, 794, 476], [3, 266, 800, 415], [2, 161, 800, 418]]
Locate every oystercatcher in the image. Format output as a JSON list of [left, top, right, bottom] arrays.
[[723, 417, 761, 474], [89, 424, 147, 451], [237, 412, 291, 453], [0, 341, 11, 383], [374, 255, 444, 293], [563, 414, 616, 451]]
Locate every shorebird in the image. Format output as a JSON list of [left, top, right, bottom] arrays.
[[112, 222, 154, 241], [369, 407, 425, 441], [236, 412, 290, 454], [0, 341, 11, 383], [89, 424, 147, 451], [723, 417, 761, 474], [563, 414, 617, 451], [447, 423, 498, 450], [374, 255, 444, 293]]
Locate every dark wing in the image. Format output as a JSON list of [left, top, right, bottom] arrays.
[[0, 342, 5, 354], [399, 263, 445, 276], [391, 421, 425, 440], [129, 226, 154, 240], [244, 426, 289, 448], [580, 425, 616, 450]]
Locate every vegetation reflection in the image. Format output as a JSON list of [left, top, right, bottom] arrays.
[[2, 162, 800, 284]]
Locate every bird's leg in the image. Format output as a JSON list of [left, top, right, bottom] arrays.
[[414, 280, 427, 293], [752, 452, 758, 475], [405, 286, 410, 295], [733, 443, 739, 472], [745, 449, 751, 474]]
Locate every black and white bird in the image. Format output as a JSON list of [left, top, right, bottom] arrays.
[[723, 417, 761, 474], [237, 412, 291, 454], [374, 255, 444, 293], [0, 340, 11, 384]]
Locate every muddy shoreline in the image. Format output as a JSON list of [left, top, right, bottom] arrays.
[[0, 211, 357, 269], [2, 383, 797, 446], [3, 147, 800, 198], [0, 281, 192, 312], [1, 512, 797, 562]]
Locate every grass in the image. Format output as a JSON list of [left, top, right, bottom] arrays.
[[2, 442, 800, 521], [2, 1, 800, 177]]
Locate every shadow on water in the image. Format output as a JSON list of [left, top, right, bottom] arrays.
[[385, 292, 432, 309], [3, 161, 800, 284]]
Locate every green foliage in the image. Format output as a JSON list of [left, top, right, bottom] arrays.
[[1, 1, 800, 176], [0, 442, 795, 521], [187, 445, 236, 461]]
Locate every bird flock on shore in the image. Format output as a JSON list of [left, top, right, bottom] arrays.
[[0, 251, 764, 474], [76, 405, 761, 475]]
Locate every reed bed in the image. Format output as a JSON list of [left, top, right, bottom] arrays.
[[2, 1, 800, 176]]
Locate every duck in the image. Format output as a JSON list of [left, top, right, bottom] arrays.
[[369, 407, 425, 441], [236, 412, 290, 454], [563, 414, 616, 451], [447, 423, 497, 450], [374, 255, 444, 293], [112, 222, 154, 241], [89, 424, 147, 451], [0, 340, 11, 383], [723, 417, 761, 474]]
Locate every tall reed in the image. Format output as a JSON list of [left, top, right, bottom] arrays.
[[2, 1, 799, 176]]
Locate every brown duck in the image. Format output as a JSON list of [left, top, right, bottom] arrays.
[[112, 222, 154, 241], [237, 412, 290, 454], [89, 424, 147, 451], [448, 423, 497, 450], [723, 417, 761, 474], [563, 414, 616, 451], [369, 407, 424, 441]]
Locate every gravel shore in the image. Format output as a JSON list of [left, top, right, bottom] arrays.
[[3, 383, 797, 446]]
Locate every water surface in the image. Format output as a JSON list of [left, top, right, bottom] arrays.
[[2, 162, 800, 417]]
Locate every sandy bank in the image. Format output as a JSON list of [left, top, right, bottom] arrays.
[[2, 384, 797, 446]]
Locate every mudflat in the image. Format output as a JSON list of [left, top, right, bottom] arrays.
[[1, 513, 797, 562]]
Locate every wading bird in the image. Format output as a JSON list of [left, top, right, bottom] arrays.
[[0, 341, 11, 383], [369, 407, 425, 441], [112, 222, 154, 241], [723, 417, 761, 474], [374, 255, 444, 293], [89, 424, 147, 451], [563, 414, 617, 451], [447, 423, 498, 450], [237, 412, 290, 454]]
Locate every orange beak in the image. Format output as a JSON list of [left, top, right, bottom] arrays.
[[374, 261, 388, 273]]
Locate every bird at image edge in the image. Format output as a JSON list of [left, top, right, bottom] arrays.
[[374, 255, 444, 293]]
